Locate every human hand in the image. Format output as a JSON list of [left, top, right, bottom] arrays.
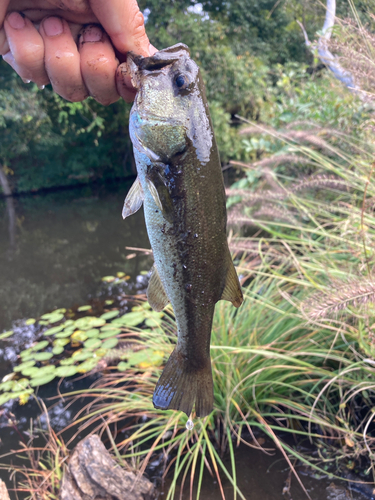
[[1, 0, 156, 104]]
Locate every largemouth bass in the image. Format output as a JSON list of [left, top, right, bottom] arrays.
[[122, 43, 243, 417]]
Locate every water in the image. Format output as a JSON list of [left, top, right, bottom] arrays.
[[0, 181, 151, 333], [0, 183, 372, 499]]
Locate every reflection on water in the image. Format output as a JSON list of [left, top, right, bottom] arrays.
[[0, 181, 151, 333]]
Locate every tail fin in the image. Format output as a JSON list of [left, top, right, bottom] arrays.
[[153, 348, 213, 417]]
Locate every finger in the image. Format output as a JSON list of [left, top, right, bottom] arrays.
[[116, 63, 137, 103], [3, 12, 49, 85], [0, 0, 10, 55], [79, 24, 119, 105], [40, 16, 88, 102], [90, 0, 151, 56]]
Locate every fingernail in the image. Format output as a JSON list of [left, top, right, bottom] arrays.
[[7, 12, 25, 30], [43, 17, 63, 37], [38, 84, 45, 90], [22, 78, 31, 84], [81, 25, 103, 43], [2, 51, 15, 66]]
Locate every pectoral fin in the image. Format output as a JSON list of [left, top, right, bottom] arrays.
[[146, 169, 174, 223], [220, 261, 243, 308], [122, 177, 144, 219], [147, 265, 170, 312]]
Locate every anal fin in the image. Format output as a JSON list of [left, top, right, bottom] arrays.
[[220, 260, 243, 308], [122, 177, 144, 219], [153, 348, 213, 418], [147, 265, 170, 312]]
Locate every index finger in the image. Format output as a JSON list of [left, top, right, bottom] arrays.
[[89, 0, 150, 57], [0, 0, 10, 54]]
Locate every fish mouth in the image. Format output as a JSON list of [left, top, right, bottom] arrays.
[[127, 43, 190, 87]]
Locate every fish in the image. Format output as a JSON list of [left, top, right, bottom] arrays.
[[121, 43, 243, 418]]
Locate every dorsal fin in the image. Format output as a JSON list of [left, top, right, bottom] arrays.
[[122, 177, 144, 220], [220, 261, 243, 308], [147, 265, 170, 312]]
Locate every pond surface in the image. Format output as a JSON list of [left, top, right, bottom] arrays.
[[0, 183, 372, 500], [0, 181, 151, 333]]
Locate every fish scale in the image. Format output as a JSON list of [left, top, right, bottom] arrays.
[[121, 43, 243, 417]]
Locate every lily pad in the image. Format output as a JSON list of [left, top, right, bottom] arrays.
[[43, 325, 64, 336], [84, 338, 102, 349], [52, 346, 64, 356], [31, 340, 49, 351], [53, 338, 70, 347], [52, 308, 66, 314], [0, 381, 15, 392], [102, 275, 115, 282], [99, 329, 121, 339], [115, 312, 145, 327], [33, 352, 53, 361], [14, 360, 36, 373], [0, 331, 13, 340], [30, 373, 56, 387], [74, 317, 105, 330], [20, 348, 32, 358], [0, 393, 13, 405], [71, 350, 93, 362], [71, 330, 88, 343], [77, 305, 92, 312], [77, 358, 99, 373], [21, 366, 41, 377], [55, 366, 78, 378], [105, 299, 114, 304], [117, 362, 129, 371], [100, 310, 119, 320], [41, 312, 64, 323], [93, 348, 107, 358], [54, 329, 75, 339], [25, 318, 36, 325], [59, 358, 75, 366], [85, 329, 100, 338], [32, 366, 55, 378], [101, 338, 119, 349]]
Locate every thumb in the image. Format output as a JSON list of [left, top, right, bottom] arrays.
[[89, 0, 151, 56]]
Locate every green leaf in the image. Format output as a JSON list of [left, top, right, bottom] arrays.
[[59, 358, 75, 366], [14, 360, 36, 373], [47, 313, 64, 324], [52, 346, 64, 355], [115, 312, 145, 327], [21, 366, 41, 377], [117, 362, 129, 371], [85, 329, 100, 338], [20, 348, 32, 358], [102, 275, 115, 282], [99, 329, 121, 339], [77, 358, 99, 373], [0, 331, 13, 340], [53, 338, 70, 347], [52, 308, 66, 314], [55, 366, 78, 377], [0, 393, 13, 405], [100, 310, 120, 320], [70, 330, 88, 343], [84, 338, 102, 349], [74, 317, 105, 330], [54, 329, 75, 338], [72, 350, 93, 362], [0, 381, 15, 392], [30, 373, 56, 387], [105, 299, 114, 305], [32, 352, 53, 361], [77, 305, 92, 312], [43, 325, 64, 336], [32, 366, 55, 378], [25, 318, 36, 325], [101, 338, 119, 349], [31, 340, 49, 351]]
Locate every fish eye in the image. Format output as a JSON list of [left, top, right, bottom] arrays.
[[175, 74, 188, 89]]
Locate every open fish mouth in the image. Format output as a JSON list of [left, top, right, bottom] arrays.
[[127, 43, 191, 88]]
